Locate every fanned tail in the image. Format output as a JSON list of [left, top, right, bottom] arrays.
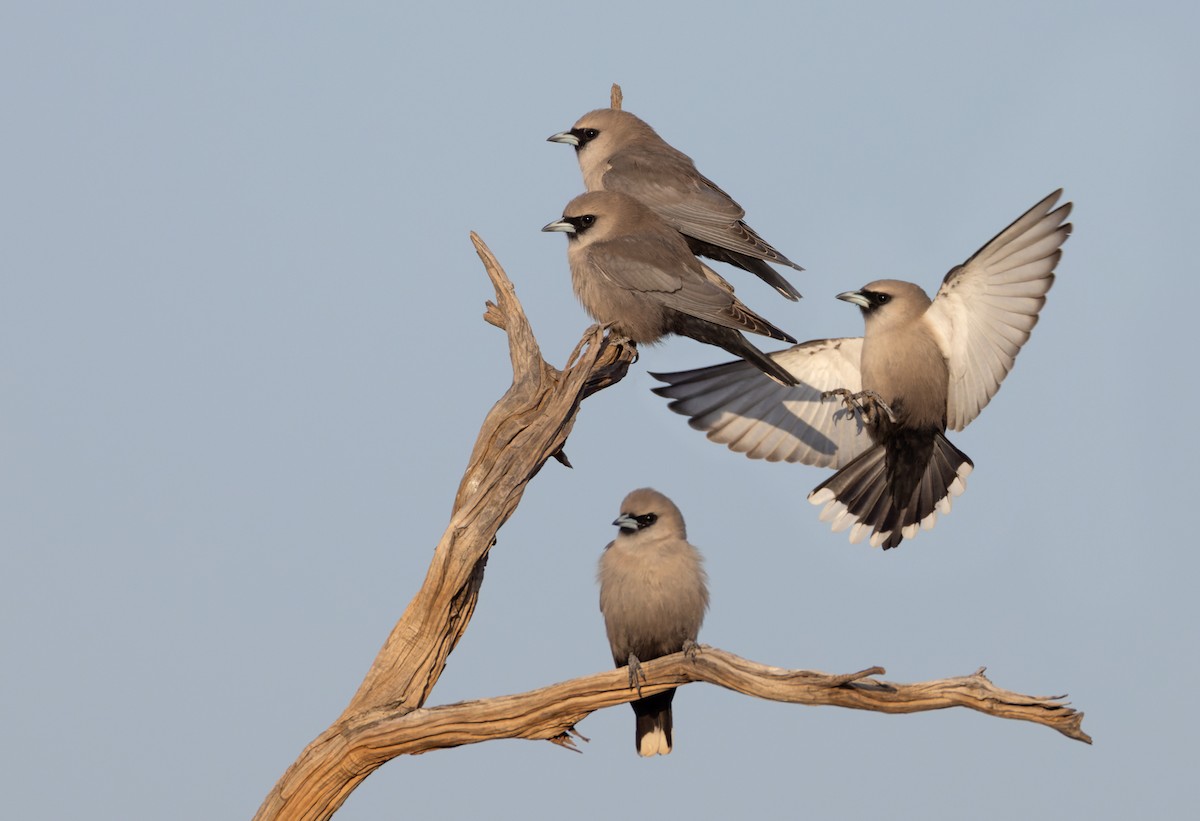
[[808, 433, 974, 548]]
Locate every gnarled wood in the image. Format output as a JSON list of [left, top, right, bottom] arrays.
[[314, 648, 1089, 766], [254, 236, 636, 821]]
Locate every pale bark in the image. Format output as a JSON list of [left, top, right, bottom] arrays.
[[296, 649, 1090, 764]]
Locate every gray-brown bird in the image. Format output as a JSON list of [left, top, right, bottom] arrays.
[[652, 190, 1072, 548], [542, 190, 800, 386], [599, 488, 709, 756], [548, 107, 804, 301]]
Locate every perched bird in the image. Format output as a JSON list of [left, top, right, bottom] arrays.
[[548, 107, 804, 301], [543, 190, 800, 386], [599, 488, 709, 756], [652, 190, 1072, 548]]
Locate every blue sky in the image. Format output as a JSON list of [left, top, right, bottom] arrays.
[[1, 3, 1195, 819]]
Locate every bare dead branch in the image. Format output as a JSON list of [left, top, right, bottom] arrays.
[[253, 236, 636, 821], [611, 83, 623, 110], [260, 647, 1088, 797]]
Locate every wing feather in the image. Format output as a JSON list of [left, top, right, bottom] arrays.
[[925, 190, 1072, 430], [605, 150, 801, 269], [587, 238, 791, 340], [652, 337, 870, 468]]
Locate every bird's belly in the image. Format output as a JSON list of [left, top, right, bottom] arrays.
[[860, 338, 948, 428]]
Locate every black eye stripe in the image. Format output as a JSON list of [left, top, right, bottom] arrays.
[[859, 290, 890, 309], [634, 513, 658, 528], [566, 214, 596, 233]]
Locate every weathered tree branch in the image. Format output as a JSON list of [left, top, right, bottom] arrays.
[[253, 235, 636, 821], [254, 232, 1088, 821], [305, 647, 1090, 764]]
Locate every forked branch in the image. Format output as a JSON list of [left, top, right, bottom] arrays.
[[253, 236, 636, 821]]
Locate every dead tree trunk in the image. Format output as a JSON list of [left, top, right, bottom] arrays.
[[253, 235, 1089, 821]]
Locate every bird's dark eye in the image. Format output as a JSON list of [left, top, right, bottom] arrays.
[[571, 127, 601, 146], [579, 214, 596, 228], [634, 513, 657, 529], [875, 293, 890, 305]]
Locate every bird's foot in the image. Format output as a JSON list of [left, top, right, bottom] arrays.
[[821, 387, 856, 413], [682, 640, 701, 661], [597, 324, 638, 363], [821, 388, 897, 425], [626, 653, 646, 698]]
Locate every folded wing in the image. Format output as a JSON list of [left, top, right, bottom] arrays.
[[590, 239, 795, 342]]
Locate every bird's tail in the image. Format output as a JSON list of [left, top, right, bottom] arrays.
[[708, 331, 799, 387], [632, 689, 675, 757], [689, 238, 804, 300], [807, 433, 973, 548]]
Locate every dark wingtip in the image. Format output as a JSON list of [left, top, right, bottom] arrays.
[[770, 273, 804, 301], [759, 355, 799, 387]]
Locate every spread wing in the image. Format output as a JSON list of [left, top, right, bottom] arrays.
[[924, 190, 1072, 431], [651, 337, 871, 468]]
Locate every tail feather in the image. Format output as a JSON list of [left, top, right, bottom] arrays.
[[708, 329, 800, 387], [632, 689, 675, 757], [686, 237, 805, 300], [671, 313, 799, 387], [808, 433, 974, 549]]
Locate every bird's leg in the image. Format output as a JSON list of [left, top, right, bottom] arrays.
[[854, 390, 897, 425], [626, 653, 646, 698], [821, 388, 898, 425], [682, 640, 701, 661]]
